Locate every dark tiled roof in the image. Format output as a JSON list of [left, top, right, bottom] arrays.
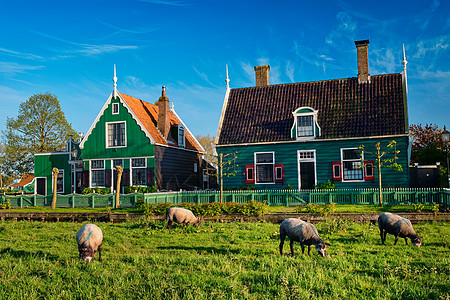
[[218, 74, 406, 145]]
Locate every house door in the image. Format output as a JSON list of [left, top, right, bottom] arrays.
[[36, 178, 46, 195], [298, 150, 316, 190]]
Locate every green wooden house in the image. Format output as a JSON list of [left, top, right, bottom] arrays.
[[34, 70, 217, 195], [215, 40, 410, 190]]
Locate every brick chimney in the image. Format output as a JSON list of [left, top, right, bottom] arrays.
[[254, 65, 270, 87], [355, 40, 370, 83], [157, 86, 170, 139]]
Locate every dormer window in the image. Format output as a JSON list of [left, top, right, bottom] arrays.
[[291, 107, 321, 140], [178, 125, 185, 148]]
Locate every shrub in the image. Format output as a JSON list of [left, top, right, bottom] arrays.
[[0, 198, 11, 209], [124, 186, 157, 194]]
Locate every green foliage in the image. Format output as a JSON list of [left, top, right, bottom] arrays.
[[412, 203, 425, 212], [124, 185, 157, 194], [295, 203, 336, 216], [81, 187, 111, 195], [136, 200, 268, 217], [0, 198, 11, 209], [314, 180, 336, 190], [0, 92, 78, 176]]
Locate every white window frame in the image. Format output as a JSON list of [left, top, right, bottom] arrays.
[[131, 157, 147, 186], [254, 151, 275, 184], [297, 150, 317, 190], [52, 170, 64, 194], [112, 103, 119, 115], [341, 148, 364, 182], [90, 159, 105, 187], [106, 121, 127, 149], [291, 107, 321, 141]]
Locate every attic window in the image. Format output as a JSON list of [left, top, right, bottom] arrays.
[[112, 103, 119, 114], [291, 107, 321, 140], [178, 125, 185, 148]]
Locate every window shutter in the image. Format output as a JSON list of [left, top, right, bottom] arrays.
[[245, 165, 255, 184], [364, 160, 375, 180], [82, 170, 89, 187], [122, 169, 130, 186], [332, 161, 342, 181], [275, 163, 284, 183], [105, 170, 111, 187], [147, 168, 155, 186]]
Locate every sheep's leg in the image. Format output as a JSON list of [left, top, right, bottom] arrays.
[[279, 234, 285, 255], [307, 245, 311, 256], [98, 244, 102, 262], [290, 240, 295, 256]]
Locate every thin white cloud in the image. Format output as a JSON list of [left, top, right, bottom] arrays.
[[0, 62, 44, 75], [325, 12, 357, 46], [286, 61, 295, 82], [0, 47, 42, 60]]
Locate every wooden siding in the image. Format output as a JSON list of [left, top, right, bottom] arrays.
[[34, 153, 72, 195], [81, 97, 155, 159], [155, 145, 204, 191], [216, 136, 410, 189]]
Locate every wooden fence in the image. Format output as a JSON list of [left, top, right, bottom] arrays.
[[1, 188, 448, 208]]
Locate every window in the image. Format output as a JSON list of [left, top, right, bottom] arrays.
[[341, 149, 363, 181], [107, 122, 126, 147], [112, 103, 119, 114], [255, 152, 274, 183], [291, 107, 321, 140], [297, 115, 314, 137], [56, 170, 64, 193], [91, 160, 105, 187], [178, 125, 185, 148], [131, 158, 146, 185]]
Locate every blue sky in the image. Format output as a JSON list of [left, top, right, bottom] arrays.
[[0, 0, 448, 139]]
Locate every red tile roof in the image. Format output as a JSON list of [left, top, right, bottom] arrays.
[[10, 173, 34, 187], [120, 92, 203, 152], [218, 74, 407, 145]]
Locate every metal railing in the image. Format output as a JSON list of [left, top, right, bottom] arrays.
[[1, 188, 449, 208]]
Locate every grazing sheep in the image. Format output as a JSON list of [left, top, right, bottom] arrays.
[[279, 218, 329, 257], [378, 212, 422, 247], [76, 224, 103, 263], [166, 207, 200, 229]]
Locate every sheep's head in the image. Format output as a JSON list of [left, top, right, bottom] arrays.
[[315, 241, 329, 257], [412, 236, 422, 247], [79, 247, 95, 263]]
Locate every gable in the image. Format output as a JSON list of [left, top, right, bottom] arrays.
[[217, 74, 406, 145]]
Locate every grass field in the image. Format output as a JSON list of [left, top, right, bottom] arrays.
[[0, 219, 449, 299]]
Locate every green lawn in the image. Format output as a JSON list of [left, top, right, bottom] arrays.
[[0, 219, 448, 299]]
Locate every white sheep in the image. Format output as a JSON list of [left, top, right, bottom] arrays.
[[166, 207, 200, 229], [76, 224, 103, 262], [279, 218, 329, 257], [378, 212, 422, 247]]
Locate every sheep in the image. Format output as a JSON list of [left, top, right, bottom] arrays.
[[378, 212, 422, 247], [279, 218, 329, 257], [166, 207, 201, 229], [76, 224, 103, 263]]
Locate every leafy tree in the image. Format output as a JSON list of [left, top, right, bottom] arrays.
[[409, 124, 447, 187], [195, 134, 217, 166], [0, 92, 78, 177], [359, 141, 403, 206]]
